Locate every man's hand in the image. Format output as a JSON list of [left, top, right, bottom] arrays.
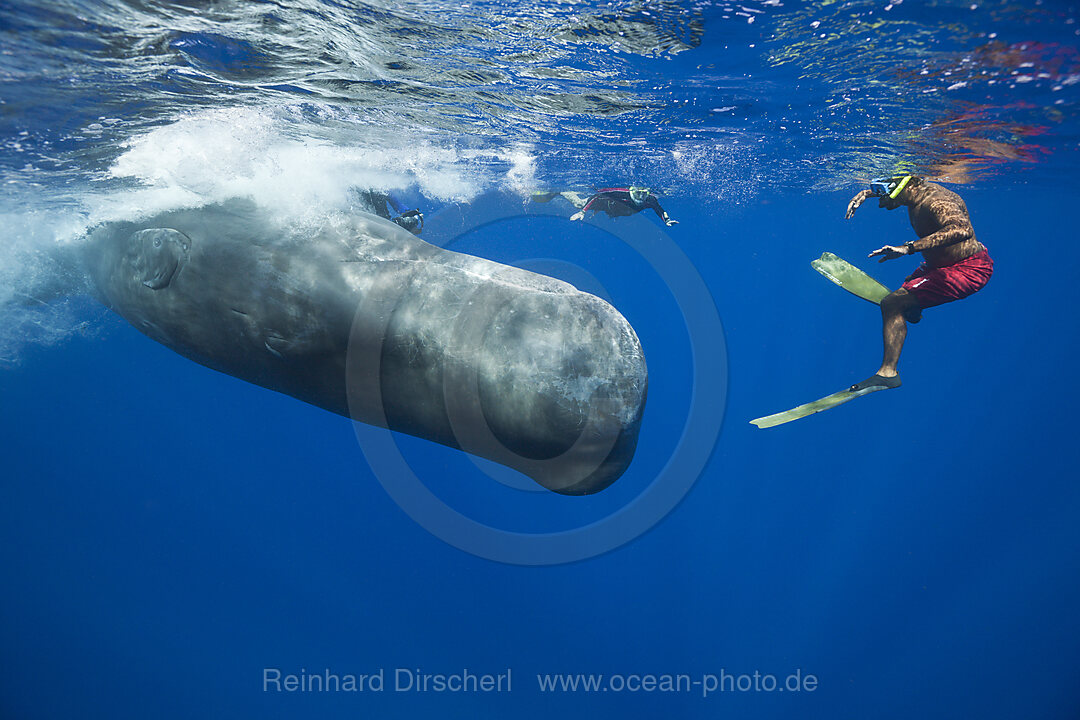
[[570, 211, 585, 221], [845, 189, 875, 219], [665, 218, 679, 226], [868, 244, 911, 263]]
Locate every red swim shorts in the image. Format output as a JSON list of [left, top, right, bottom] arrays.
[[901, 248, 994, 309]]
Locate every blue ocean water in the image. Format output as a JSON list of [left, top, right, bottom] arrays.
[[2, 1, 1080, 718]]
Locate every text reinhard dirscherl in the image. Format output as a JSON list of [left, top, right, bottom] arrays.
[[263, 668, 512, 694], [262, 668, 819, 698]]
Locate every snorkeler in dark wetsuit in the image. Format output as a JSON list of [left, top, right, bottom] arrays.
[[358, 189, 424, 235], [533, 186, 678, 227]]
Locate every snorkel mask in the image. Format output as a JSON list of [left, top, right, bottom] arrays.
[[629, 186, 650, 205], [870, 175, 913, 199]]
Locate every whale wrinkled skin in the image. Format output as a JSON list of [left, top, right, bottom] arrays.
[[84, 200, 647, 494]]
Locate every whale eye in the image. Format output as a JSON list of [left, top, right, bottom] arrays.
[[129, 228, 191, 290]]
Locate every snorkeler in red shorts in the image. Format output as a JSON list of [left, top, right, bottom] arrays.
[[844, 175, 993, 391]]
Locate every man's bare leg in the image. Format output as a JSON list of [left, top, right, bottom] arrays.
[[879, 289, 923, 375], [851, 288, 920, 391]]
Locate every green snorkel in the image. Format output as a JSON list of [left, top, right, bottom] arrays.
[[888, 174, 912, 199], [870, 174, 914, 199]]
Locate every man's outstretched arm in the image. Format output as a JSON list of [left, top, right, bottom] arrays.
[[868, 243, 915, 262], [845, 189, 875, 219], [647, 198, 678, 226]]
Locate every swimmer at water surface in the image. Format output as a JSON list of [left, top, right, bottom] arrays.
[[533, 186, 678, 227]]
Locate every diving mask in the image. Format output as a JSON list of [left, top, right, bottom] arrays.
[[629, 186, 650, 205], [870, 175, 913, 199]]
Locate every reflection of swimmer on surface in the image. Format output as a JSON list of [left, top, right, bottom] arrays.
[[357, 189, 424, 235], [533, 187, 678, 226], [844, 175, 993, 392], [916, 103, 1051, 183]]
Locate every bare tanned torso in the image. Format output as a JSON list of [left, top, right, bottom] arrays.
[[904, 182, 984, 267]]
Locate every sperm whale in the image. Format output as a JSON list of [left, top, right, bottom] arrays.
[[83, 200, 647, 494]]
